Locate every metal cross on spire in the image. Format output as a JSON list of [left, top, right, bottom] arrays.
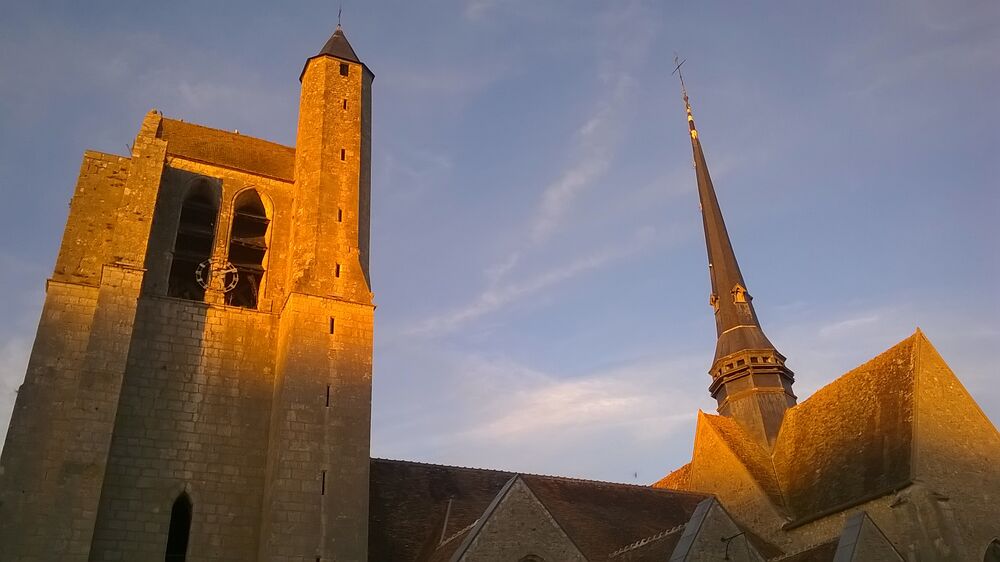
[[672, 54, 689, 103], [338, 5, 343, 27]]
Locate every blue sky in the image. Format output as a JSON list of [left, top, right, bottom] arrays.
[[0, 0, 997, 484]]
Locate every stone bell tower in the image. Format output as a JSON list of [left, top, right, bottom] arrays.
[[259, 24, 375, 562], [0, 24, 375, 562]]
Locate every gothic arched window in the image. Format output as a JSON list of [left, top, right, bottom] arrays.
[[168, 180, 219, 301], [225, 189, 270, 309], [985, 539, 1000, 562], [164, 492, 192, 562]]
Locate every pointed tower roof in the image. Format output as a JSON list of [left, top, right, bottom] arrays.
[[674, 60, 795, 447], [681, 73, 777, 363], [318, 24, 361, 63], [300, 24, 372, 82]]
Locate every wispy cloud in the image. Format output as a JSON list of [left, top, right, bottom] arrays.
[[372, 347, 709, 480], [530, 74, 631, 243], [460, 367, 698, 443], [409, 227, 655, 337], [817, 313, 881, 338]]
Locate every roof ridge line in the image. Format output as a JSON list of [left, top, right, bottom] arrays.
[[372, 457, 706, 493], [160, 116, 295, 151], [370, 457, 514, 474], [608, 522, 687, 558]]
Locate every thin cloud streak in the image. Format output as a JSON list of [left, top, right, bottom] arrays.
[[408, 227, 655, 337], [372, 347, 708, 479], [529, 74, 631, 243]]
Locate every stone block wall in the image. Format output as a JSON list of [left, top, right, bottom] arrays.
[[88, 298, 278, 561], [259, 293, 373, 562]]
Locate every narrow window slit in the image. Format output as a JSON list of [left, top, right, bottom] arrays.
[[337, 208, 343, 222], [342, 99, 347, 109], [165, 492, 192, 562], [326, 385, 331, 407], [321, 470, 327, 495], [335, 264, 341, 278], [340, 148, 346, 161]]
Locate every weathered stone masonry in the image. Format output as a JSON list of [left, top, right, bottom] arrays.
[[0, 27, 374, 562]]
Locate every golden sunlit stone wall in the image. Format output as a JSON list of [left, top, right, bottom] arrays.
[[86, 131, 296, 561], [89, 299, 278, 561], [1, 48, 377, 560], [288, 55, 372, 301], [910, 336, 1000, 560], [260, 294, 374, 561], [258, 52, 375, 562], [140, 158, 295, 311], [0, 112, 167, 561]]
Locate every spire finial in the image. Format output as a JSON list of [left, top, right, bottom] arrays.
[[672, 55, 697, 140], [672, 54, 688, 104], [338, 5, 343, 27]]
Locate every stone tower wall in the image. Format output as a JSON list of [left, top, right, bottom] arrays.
[[1, 44, 375, 561], [0, 113, 167, 561], [259, 52, 375, 562]]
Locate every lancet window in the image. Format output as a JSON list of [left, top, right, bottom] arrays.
[[168, 180, 219, 301], [225, 189, 270, 308], [164, 492, 192, 562]]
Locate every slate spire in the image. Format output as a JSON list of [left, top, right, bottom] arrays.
[[676, 63, 796, 447], [300, 23, 371, 82], [318, 24, 361, 64]]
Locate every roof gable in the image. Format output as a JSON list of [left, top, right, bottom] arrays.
[[910, 330, 1000, 487], [522, 475, 707, 560], [446, 476, 585, 562], [832, 511, 903, 561]]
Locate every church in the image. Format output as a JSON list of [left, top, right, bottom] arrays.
[[1, 25, 997, 562]]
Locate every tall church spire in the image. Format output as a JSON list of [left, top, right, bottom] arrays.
[[676, 61, 796, 447]]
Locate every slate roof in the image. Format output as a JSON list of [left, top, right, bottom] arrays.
[[159, 118, 295, 181], [368, 459, 513, 562], [521, 474, 706, 560], [658, 331, 931, 527], [317, 25, 361, 63], [654, 462, 690, 489], [369, 459, 709, 561], [700, 413, 786, 511], [773, 332, 920, 524]]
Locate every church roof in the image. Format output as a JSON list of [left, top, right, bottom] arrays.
[[699, 413, 785, 510], [520, 474, 705, 560], [773, 332, 921, 524], [368, 459, 513, 562], [369, 459, 709, 561], [158, 117, 295, 181], [660, 330, 963, 527]]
